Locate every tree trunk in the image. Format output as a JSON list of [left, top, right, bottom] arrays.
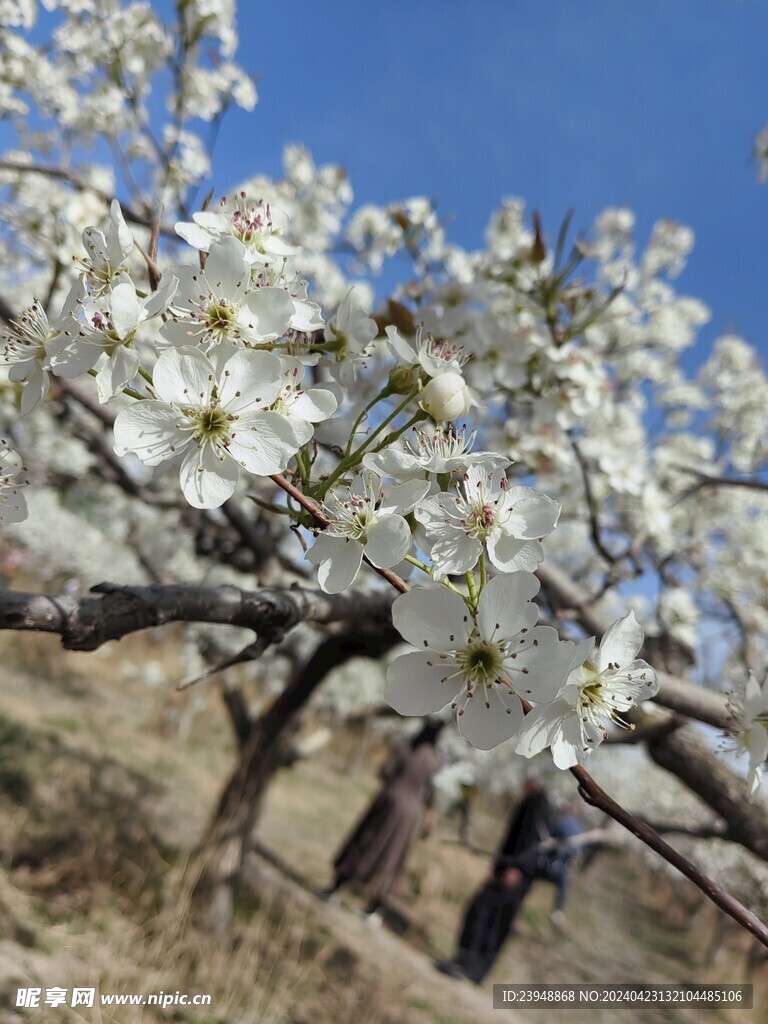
[[190, 627, 397, 934]]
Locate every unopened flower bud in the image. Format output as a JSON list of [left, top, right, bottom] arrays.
[[419, 373, 472, 421]]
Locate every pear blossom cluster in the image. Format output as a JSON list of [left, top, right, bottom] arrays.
[[2, 1, 767, 808]]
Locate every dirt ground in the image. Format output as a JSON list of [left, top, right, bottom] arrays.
[[0, 627, 764, 1023]]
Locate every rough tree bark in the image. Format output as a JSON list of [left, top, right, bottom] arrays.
[[189, 626, 398, 937]]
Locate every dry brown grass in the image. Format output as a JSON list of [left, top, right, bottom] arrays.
[[0, 627, 765, 1024]]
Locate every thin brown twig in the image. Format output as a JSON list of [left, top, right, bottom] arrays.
[[0, 160, 177, 238], [269, 474, 410, 594], [673, 464, 768, 501], [570, 762, 768, 946]]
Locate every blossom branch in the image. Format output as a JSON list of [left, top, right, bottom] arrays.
[[570, 762, 768, 946], [536, 562, 731, 729], [269, 474, 411, 594], [267, 474, 768, 945], [0, 161, 177, 238], [675, 465, 768, 498]]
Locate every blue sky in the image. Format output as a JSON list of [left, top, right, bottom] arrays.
[[209, 0, 768, 362]]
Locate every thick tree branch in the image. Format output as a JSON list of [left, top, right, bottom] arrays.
[[0, 583, 394, 652]]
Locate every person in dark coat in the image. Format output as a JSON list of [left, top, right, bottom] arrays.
[[323, 719, 444, 921], [437, 779, 555, 983]]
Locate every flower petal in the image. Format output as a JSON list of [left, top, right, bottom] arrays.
[[144, 274, 178, 318], [486, 533, 545, 573], [598, 610, 644, 672], [457, 686, 523, 750], [381, 478, 431, 516], [96, 346, 139, 403], [153, 347, 214, 406], [108, 282, 140, 339], [391, 585, 472, 652], [218, 350, 284, 410], [365, 514, 411, 568], [229, 411, 298, 475], [505, 486, 561, 538], [290, 387, 337, 423], [204, 237, 249, 302], [505, 626, 577, 703], [429, 533, 480, 579], [113, 401, 185, 466], [385, 651, 459, 715], [245, 286, 295, 341], [179, 445, 238, 509], [476, 571, 540, 640], [306, 534, 364, 593], [516, 701, 572, 760], [0, 487, 27, 524]]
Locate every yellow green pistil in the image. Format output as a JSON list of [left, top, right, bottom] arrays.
[[203, 299, 237, 339], [329, 494, 378, 541], [186, 403, 233, 447], [578, 661, 632, 732], [456, 636, 506, 687]]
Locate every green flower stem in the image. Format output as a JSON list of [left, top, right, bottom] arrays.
[[344, 386, 393, 458], [294, 447, 310, 487], [86, 368, 145, 402], [349, 388, 419, 460], [405, 554, 433, 576], [315, 388, 419, 499], [465, 569, 478, 610], [478, 552, 487, 592], [405, 556, 473, 608], [365, 409, 428, 456]]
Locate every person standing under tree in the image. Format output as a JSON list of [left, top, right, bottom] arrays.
[[436, 779, 555, 983], [321, 719, 444, 925]]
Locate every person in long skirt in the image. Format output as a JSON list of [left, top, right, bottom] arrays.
[[323, 719, 444, 922], [437, 779, 554, 983]]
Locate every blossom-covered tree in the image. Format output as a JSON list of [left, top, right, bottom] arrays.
[[0, 0, 767, 945]]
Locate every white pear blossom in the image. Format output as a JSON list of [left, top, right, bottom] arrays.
[[386, 324, 468, 378], [415, 464, 560, 579], [363, 427, 506, 482], [306, 472, 428, 593], [50, 276, 178, 402], [0, 288, 78, 413], [0, 441, 28, 524], [78, 200, 134, 294], [516, 611, 658, 768], [160, 237, 295, 360], [113, 346, 298, 508], [385, 573, 575, 749], [176, 193, 300, 265], [324, 286, 378, 385], [270, 356, 337, 444], [727, 672, 768, 800]]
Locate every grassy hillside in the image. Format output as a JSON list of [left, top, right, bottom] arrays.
[[0, 628, 763, 1023]]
